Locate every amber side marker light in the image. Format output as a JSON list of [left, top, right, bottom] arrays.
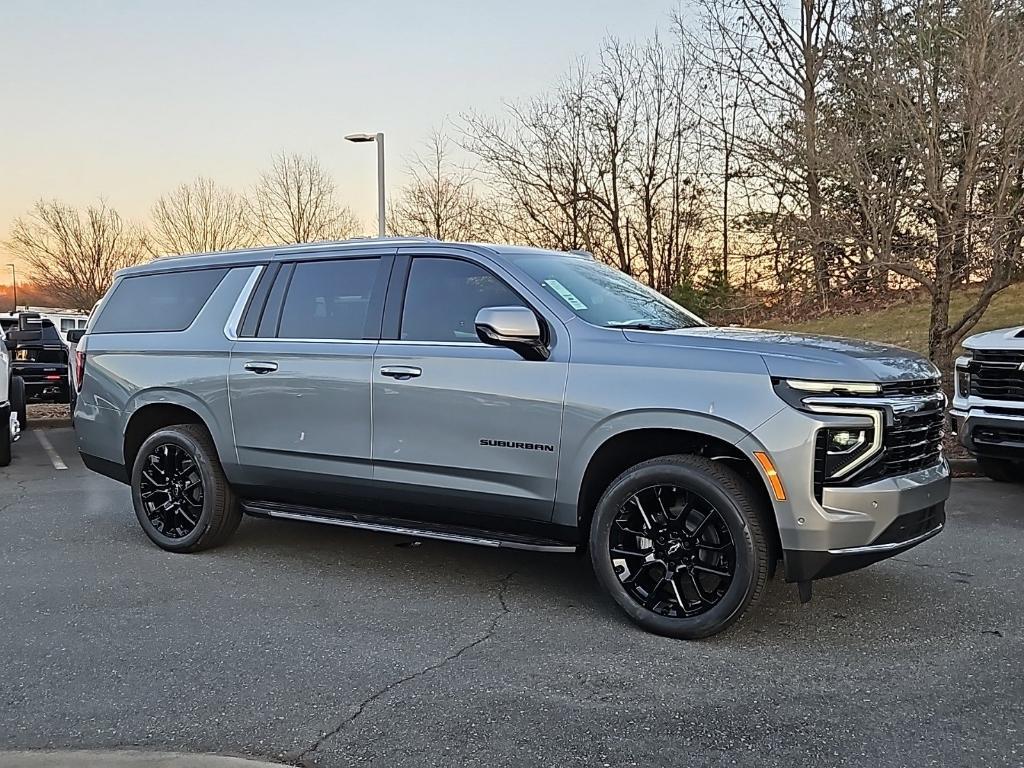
[[753, 452, 787, 501]]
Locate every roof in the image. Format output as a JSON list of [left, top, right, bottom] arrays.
[[117, 237, 579, 278]]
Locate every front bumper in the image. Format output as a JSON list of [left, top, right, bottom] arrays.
[[950, 405, 1024, 460], [741, 406, 951, 583], [783, 502, 944, 581]]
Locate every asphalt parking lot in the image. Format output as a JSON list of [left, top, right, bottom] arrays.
[[1, 427, 1021, 767]]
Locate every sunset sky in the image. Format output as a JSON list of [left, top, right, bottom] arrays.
[[1, 0, 672, 281]]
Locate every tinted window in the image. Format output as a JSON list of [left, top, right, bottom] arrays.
[[92, 269, 228, 333], [61, 319, 74, 332], [277, 258, 380, 340], [401, 258, 526, 342]]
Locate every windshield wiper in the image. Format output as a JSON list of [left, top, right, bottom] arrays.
[[605, 321, 676, 331]]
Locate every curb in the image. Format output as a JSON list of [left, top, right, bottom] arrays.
[[949, 457, 979, 478]]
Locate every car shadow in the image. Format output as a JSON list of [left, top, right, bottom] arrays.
[[217, 513, 980, 650]]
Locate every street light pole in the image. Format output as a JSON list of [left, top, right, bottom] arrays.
[[345, 131, 386, 238], [6, 264, 16, 313], [375, 132, 385, 239]]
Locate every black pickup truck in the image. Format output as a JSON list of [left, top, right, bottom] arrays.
[[0, 315, 70, 404]]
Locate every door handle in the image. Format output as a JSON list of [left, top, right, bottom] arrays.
[[380, 365, 422, 380], [243, 361, 278, 374]]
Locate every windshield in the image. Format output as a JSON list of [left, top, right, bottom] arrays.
[[515, 255, 705, 330]]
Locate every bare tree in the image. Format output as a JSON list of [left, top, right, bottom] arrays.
[[710, 0, 844, 302], [463, 35, 712, 291], [148, 177, 252, 256], [679, 1, 757, 287], [831, 0, 1024, 373], [250, 152, 361, 244], [6, 200, 147, 309], [462, 63, 596, 254], [388, 132, 487, 240]]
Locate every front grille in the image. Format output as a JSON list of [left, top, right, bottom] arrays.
[[971, 350, 1024, 402], [858, 405, 944, 483], [872, 503, 945, 546], [880, 379, 941, 397], [815, 394, 945, 495]]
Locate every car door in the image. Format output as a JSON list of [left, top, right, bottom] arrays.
[[228, 251, 392, 507], [371, 251, 569, 524]]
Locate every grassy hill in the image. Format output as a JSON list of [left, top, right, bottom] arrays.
[[766, 282, 1024, 356]]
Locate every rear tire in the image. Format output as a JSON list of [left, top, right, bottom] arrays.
[[589, 454, 770, 640], [11, 375, 26, 431], [977, 456, 1023, 483], [130, 424, 241, 552]]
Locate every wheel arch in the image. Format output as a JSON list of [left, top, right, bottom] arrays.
[[122, 390, 233, 475], [563, 413, 782, 562]]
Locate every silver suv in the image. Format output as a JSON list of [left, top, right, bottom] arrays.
[[74, 239, 951, 638], [951, 325, 1024, 481]]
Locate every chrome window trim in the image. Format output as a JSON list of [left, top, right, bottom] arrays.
[[223, 266, 264, 341]]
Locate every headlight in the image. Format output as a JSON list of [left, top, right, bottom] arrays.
[[820, 426, 878, 479], [954, 351, 973, 398], [774, 379, 886, 482]]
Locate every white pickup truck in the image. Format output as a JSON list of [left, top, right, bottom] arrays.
[[0, 322, 27, 466]]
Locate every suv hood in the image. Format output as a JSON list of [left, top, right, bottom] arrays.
[[623, 326, 939, 382], [962, 325, 1024, 351]]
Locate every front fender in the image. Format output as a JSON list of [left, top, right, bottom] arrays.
[[553, 408, 782, 529]]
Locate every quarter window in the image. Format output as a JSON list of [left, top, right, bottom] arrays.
[[401, 258, 527, 342], [91, 269, 229, 333], [276, 258, 380, 340]]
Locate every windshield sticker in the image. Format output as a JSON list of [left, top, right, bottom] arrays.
[[544, 279, 588, 310]]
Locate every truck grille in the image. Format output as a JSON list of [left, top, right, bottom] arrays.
[[880, 379, 942, 397], [814, 382, 945, 497], [865, 405, 945, 481], [970, 350, 1024, 402]]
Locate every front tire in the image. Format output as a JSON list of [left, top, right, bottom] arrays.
[[977, 456, 1023, 483], [130, 424, 241, 552], [590, 455, 770, 639]]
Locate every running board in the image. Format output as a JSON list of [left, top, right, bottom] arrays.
[[241, 501, 577, 553]]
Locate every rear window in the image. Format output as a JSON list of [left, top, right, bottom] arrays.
[[91, 269, 228, 333]]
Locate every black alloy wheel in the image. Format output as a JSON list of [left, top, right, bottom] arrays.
[[590, 454, 770, 639], [609, 484, 735, 618], [130, 424, 242, 552], [138, 443, 205, 539]]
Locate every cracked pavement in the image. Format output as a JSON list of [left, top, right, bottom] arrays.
[[1, 428, 1022, 767]]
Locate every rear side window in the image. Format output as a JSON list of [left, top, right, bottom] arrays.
[[276, 258, 380, 340], [91, 269, 228, 333]]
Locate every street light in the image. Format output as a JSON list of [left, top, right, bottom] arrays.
[[345, 131, 385, 238], [6, 264, 16, 313]]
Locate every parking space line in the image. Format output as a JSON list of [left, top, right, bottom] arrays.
[[34, 430, 68, 470]]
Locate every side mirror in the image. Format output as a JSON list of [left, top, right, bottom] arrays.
[[66, 329, 86, 343], [475, 306, 549, 361]]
